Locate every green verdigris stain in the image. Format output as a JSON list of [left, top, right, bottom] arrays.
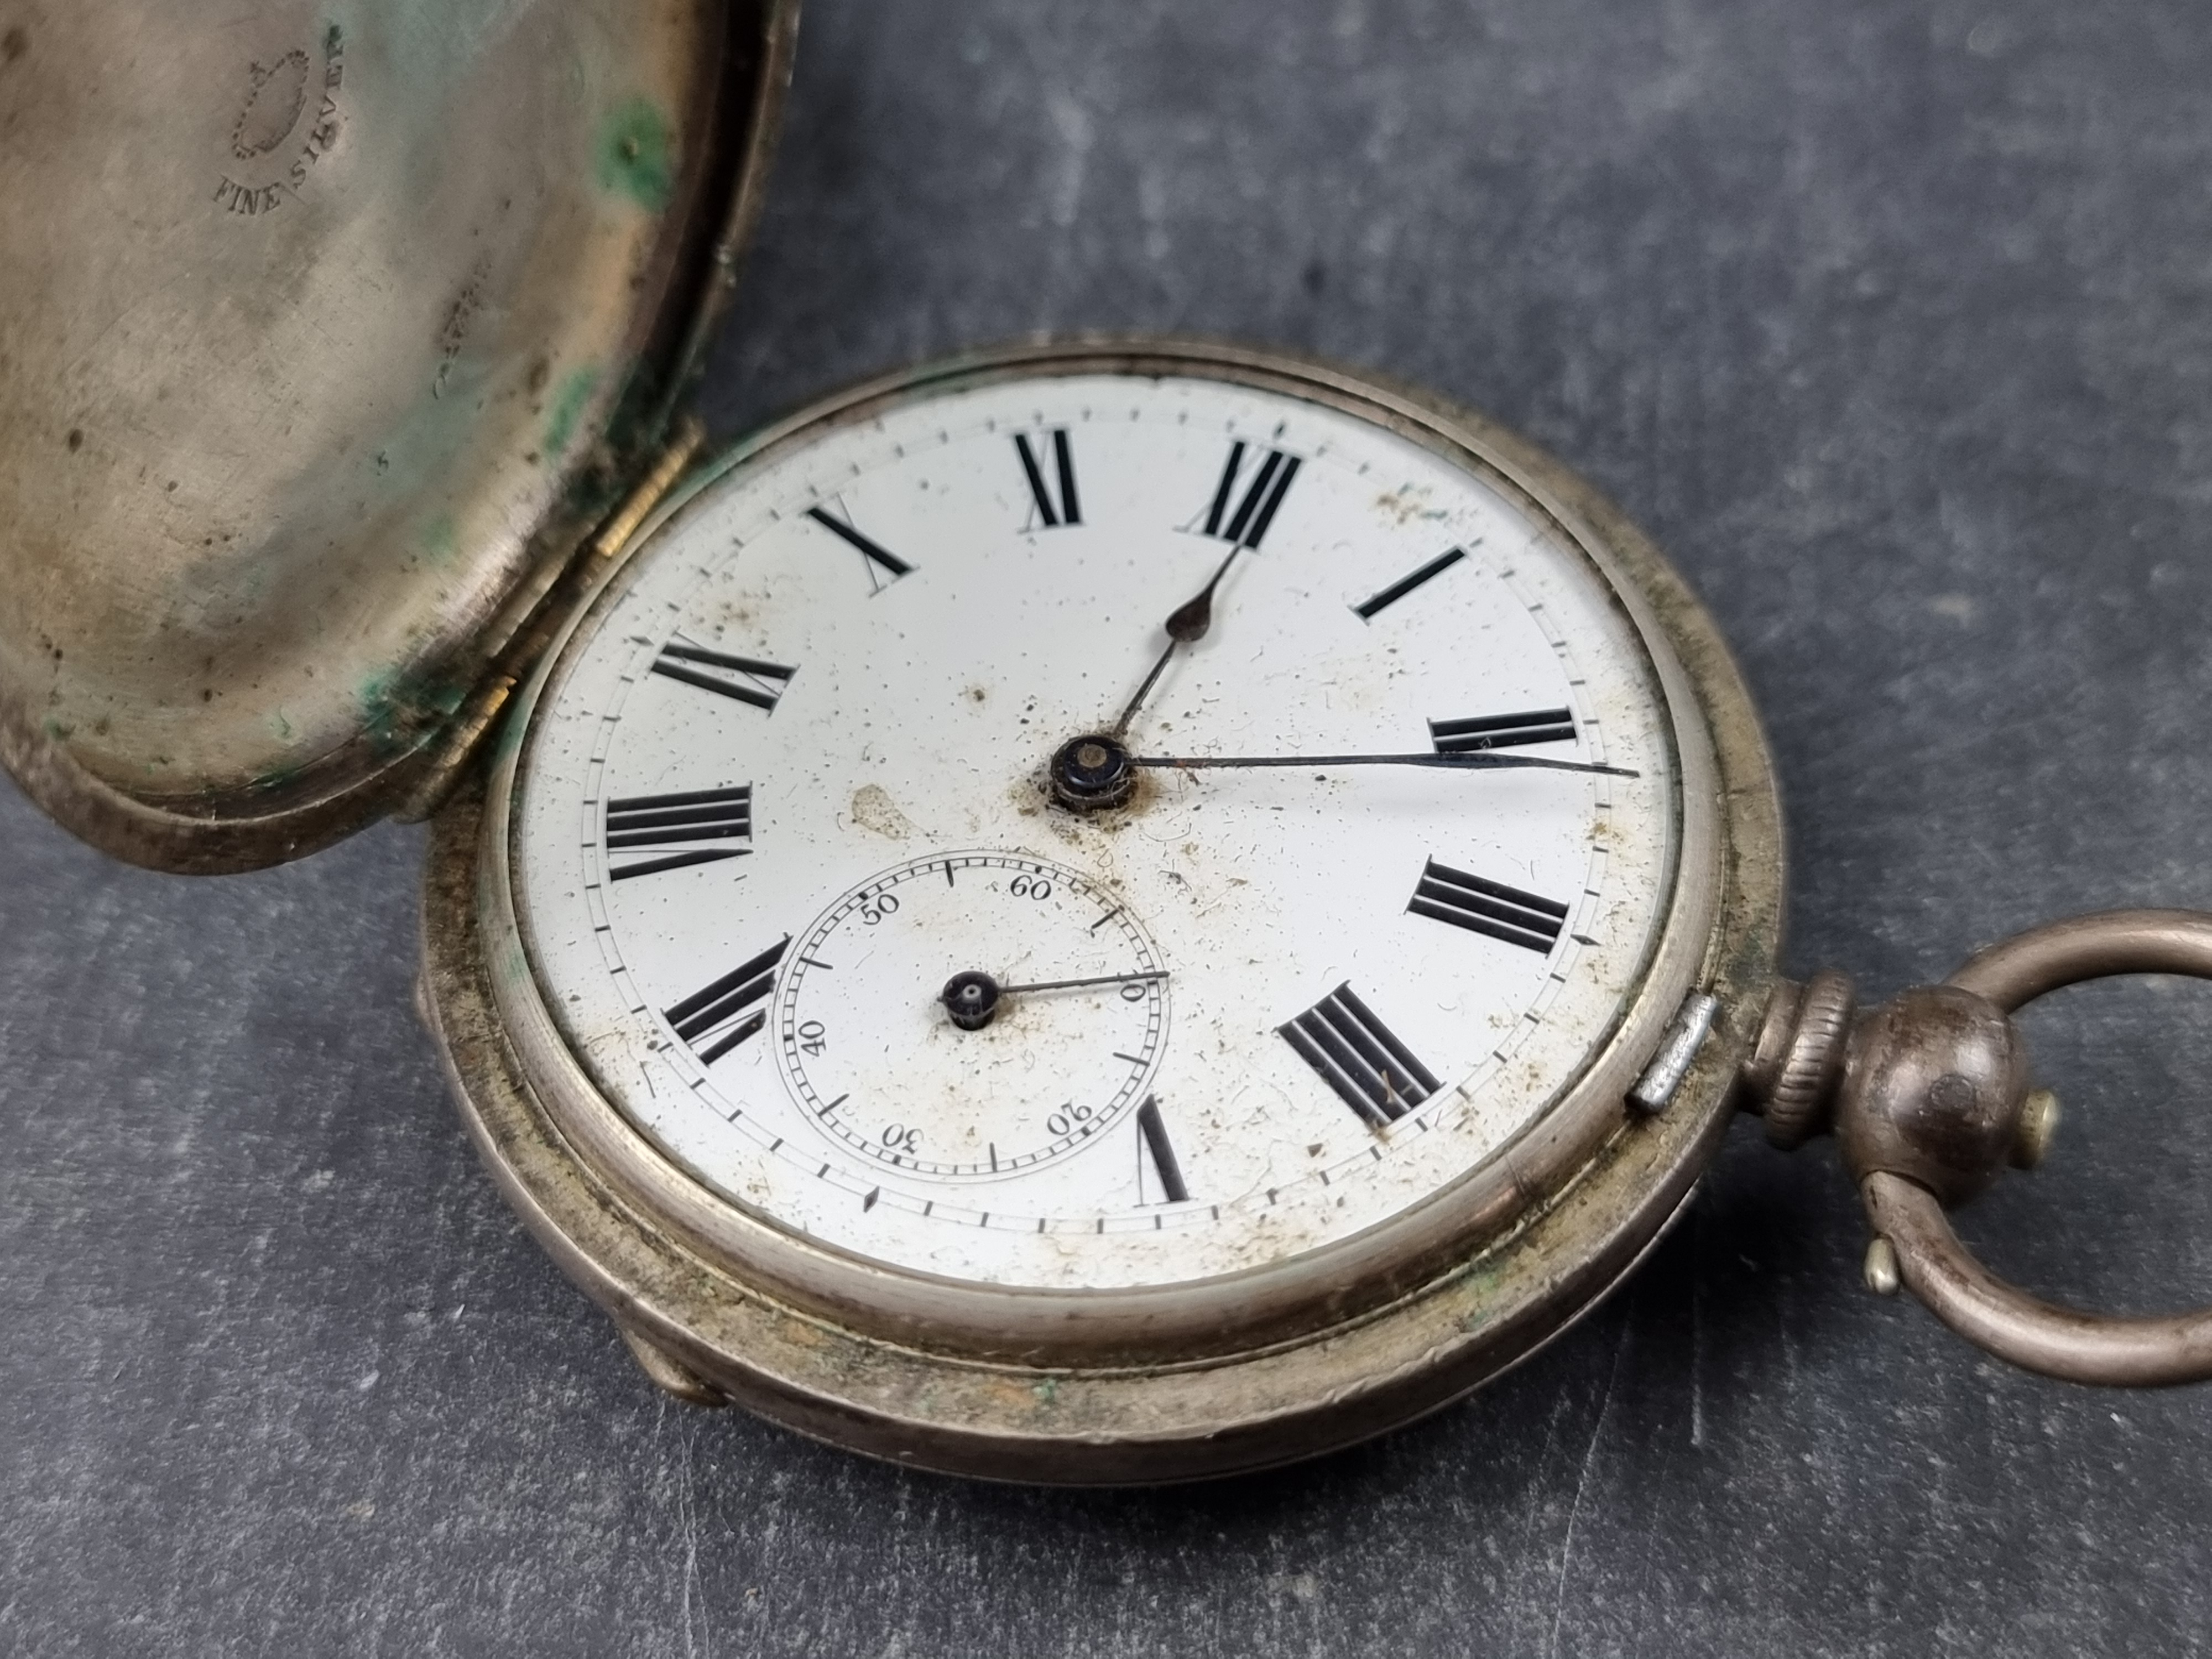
[[596, 97, 676, 212], [249, 758, 306, 796], [1031, 1376, 1061, 1407], [421, 513, 459, 570], [542, 366, 601, 462], [358, 671, 403, 751], [358, 667, 467, 758], [1456, 1260, 1509, 1332]]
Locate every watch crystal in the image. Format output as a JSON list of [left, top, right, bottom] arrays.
[[511, 369, 1681, 1292]]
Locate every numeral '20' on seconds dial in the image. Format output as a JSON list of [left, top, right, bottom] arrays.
[[512, 369, 1677, 1296]]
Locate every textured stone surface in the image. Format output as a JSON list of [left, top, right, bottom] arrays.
[[6, 0, 2212, 1652]]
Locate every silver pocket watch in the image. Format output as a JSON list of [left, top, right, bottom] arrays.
[[6, 0, 2205, 1485]]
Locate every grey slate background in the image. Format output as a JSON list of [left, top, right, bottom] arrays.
[[6, 0, 2212, 1651]]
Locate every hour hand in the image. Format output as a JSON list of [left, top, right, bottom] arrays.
[[1129, 751, 1637, 778], [1109, 541, 1251, 738]]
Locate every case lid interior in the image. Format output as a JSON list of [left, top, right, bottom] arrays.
[[0, 0, 794, 870]]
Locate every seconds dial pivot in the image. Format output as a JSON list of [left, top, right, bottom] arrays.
[[774, 853, 1170, 1180]]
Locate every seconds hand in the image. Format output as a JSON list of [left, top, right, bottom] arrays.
[[940, 969, 1168, 1031], [1108, 542, 1248, 738], [996, 970, 1170, 994]]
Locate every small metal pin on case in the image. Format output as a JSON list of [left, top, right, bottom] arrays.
[[1628, 993, 1719, 1115]]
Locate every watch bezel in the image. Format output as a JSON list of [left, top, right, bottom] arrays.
[[425, 336, 1783, 1479]]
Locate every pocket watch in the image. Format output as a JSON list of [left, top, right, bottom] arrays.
[[8, 0, 2210, 1486]]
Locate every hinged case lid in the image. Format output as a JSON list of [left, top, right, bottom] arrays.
[[0, 0, 796, 872]]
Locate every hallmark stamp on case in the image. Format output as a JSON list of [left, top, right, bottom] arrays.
[[212, 25, 345, 217]]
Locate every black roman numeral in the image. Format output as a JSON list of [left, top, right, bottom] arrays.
[[1198, 441, 1300, 549], [1430, 708, 1577, 753], [1408, 859, 1567, 953], [807, 504, 913, 593], [1135, 1096, 1190, 1204], [665, 936, 788, 1064], [651, 642, 795, 713], [604, 786, 752, 881], [1278, 984, 1441, 1127], [1015, 429, 1081, 529], [1353, 546, 1467, 619]]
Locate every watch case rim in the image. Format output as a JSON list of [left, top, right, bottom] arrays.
[[421, 335, 1785, 1480]]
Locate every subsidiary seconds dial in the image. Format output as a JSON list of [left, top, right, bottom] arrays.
[[775, 852, 1169, 1178]]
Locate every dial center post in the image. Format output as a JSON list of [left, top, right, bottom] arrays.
[[940, 969, 1003, 1030], [1049, 732, 1136, 811]]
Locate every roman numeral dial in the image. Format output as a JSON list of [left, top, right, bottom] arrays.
[[1353, 546, 1467, 619], [1198, 441, 1300, 549], [666, 937, 788, 1065], [651, 642, 795, 713], [1279, 984, 1442, 1127], [807, 504, 913, 593], [1135, 1097, 1190, 1204], [1430, 708, 1578, 752], [1408, 860, 1567, 953], [604, 786, 753, 880], [1015, 429, 1081, 528]]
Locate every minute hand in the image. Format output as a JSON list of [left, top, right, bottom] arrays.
[[1130, 751, 1637, 778]]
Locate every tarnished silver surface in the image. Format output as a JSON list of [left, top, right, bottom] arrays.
[[1865, 1173, 2212, 1387], [1741, 968, 1856, 1150], [614, 1321, 731, 1408], [1801, 909, 2212, 1386], [1835, 983, 2030, 1208], [0, 0, 795, 873], [1948, 908, 2212, 1010], [390, 413, 711, 825], [422, 337, 1788, 1481]]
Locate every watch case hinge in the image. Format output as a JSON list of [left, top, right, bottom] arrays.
[[394, 415, 708, 823]]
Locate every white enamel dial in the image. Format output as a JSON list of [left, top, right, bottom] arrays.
[[510, 366, 1682, 1295]]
